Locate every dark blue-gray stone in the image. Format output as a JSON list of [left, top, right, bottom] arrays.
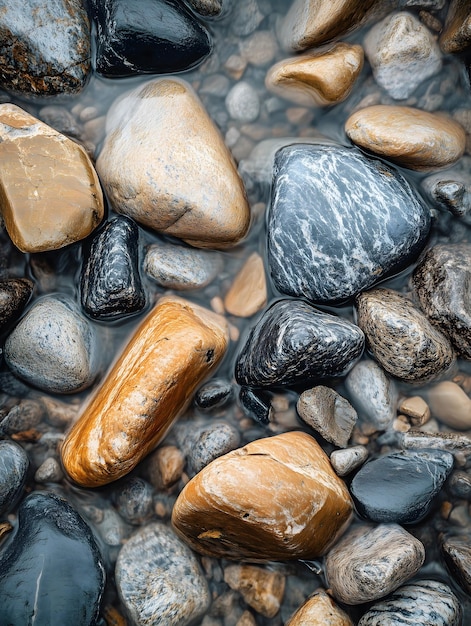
[[0, 492, 105, 626], [235, 299, 364, 388], [81, 216, 146, 320], [0, 440, 29, 517], [92, 0, 212, 77], [267, 144, 431, 304], [350, 449, 454, 524]]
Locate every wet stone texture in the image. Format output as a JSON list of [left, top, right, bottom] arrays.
[[0, 440, 29, 516], [0, 278, 33, 332]]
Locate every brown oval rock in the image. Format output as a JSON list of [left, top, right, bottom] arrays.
[[224, 252, 267, 318], [265, 43, 364, 107], [0, 104, 104, 252], [356, 288, 456, 384], [426, 381, 471, 430], [286, 589, 353, 626], [345, 105, 466, 171], [61, 296, 228, 487], [171, 431, 353, 562], [96, 78, 250, 249]]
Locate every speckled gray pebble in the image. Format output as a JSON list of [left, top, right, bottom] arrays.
[[344, 360, 398, 432], [225, 81, 260, 122], [358, 579, 461, 625], [0, 440, 29, 516], [115, 522, 210, 626], [297, 386, 358, 448], [330, 446, 369, 477], [325, 523, 425, 605], [356, 288, 456, 384], [114, 477, 153, 525], [144, 241, 223, 290]]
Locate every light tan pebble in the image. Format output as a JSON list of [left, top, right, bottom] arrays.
[[418, 417, 441, 432], [79, 106, 99, 122], [364, 12, 442, 100], [83, 115, 106, 142], [239, 31, 278, 67], [236, 611, 256, 626], [393, 418, 410, 433], [330, 446, 369, 477], [286, 588, 353, 625], [0, 104, 104, 252], [225, 127, 241, 149], [224, 252, 267, 318], [154, 501, 168, 518], [224, 55, 248, 80], [454, 373, 471, 394], [229, 323, 240, 343], [426, 381, 471, 430], [440, 0, 471, 53], [224, 564, 285, 618], [147, 445, 185, 489], [286, 107, 315, 125], [211, 296, 226, 315], [171, 431, 353, 561], [399, 396, 431, 426], [345, 105, 466, 170], [40, 396, 80, 428], [419, 10, 443, 32], [61, 296, 228, 487], [240, 124, 271, 141], [265, 43, 364, 107], [34, 457, 64, 483], [271, 394, 290, 413], [96, 78, 250, 249]]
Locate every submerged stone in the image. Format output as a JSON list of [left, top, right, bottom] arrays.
[[0, 278, 33, 332], [267, 145, 430, 304], [442, 535, 471, 595], [0, 440, 29, 516]]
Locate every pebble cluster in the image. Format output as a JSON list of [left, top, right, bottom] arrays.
[[0, 1, 470, 625]]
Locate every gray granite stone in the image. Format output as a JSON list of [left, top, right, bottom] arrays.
[[267, 145, 431, 304], [225, 81, 260, 122], [114, 477, 154, 526]]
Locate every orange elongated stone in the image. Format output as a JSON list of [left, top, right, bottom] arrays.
[[172, 431, 353, 561], [61, 296, 228, 487]]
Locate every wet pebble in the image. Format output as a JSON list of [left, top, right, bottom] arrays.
[[225, 81, 261, 122], [34, 457, 64, 484], [115, 522, 210, 626], [235, 299, 364, 388], [186, 0, 223, 16], [147, 445, 185, 490], [0, 278, 33, 332], [330, 446, 369, 477], [224, 252, 267, 318], [239, 386, 273, 424], [114, 477, 154, 525], [0, 398, 44, 436], [0, 440, 29, 516], [286, 588, 353, 626], [224, 564, 285, 618], [325, 523, 425, 605], [441, 535, 471, 595], [448, 470, 471, 499], [267, 144, 431, 303], [195, 378, 234, 411], [425, 381, 471, 429], [358, 579, 462, 625], [350, 449, 454, 524]]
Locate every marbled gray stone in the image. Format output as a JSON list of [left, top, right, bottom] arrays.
[[235, 299, 364, 388], [267, 144, 431, 304], [116, 522, 210, 626], [330, 446, 369, 477], [0, 440, 29, 516], [114, 477, 154, 526], [325, 523, 425, 605], [358, 579, 461, 625]]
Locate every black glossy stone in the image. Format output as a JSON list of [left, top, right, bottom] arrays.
[[0, 440, 29, 516], [0, 0, 91, 96], [0, 278, 33, 332], [195, 378, 233, 411], [267, 144, 431, 304], [92, 0, 212, 77], [442, 535, 471, 595], [235, 299, 364, 388], [81, 216, 146, 320], [238, 386, 273, 424], [0, 492, 105, 626], [350, 449, 454, 524]]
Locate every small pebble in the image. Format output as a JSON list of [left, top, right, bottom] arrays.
[[330, 446, 369, 477], [239, 31, 278, 67], [239, 386, 273, 424], [225, 81, 260, 122], [224, 252, 267, 318], [195, 379, 234, 411], [426, 381, 471, 430], [34, 457, 64, 483], [441, 535, 471, 595], [286, 588, 353, 626], [0, 440, 29, 516], [176, 421, 241, 476], [224, 564, 285, 618], [399, 396, 431, 426], [147, 445, 185, 490], [114, 477, 154, 525], [448, 470, 471, 499]]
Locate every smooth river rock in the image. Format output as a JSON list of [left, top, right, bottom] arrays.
[[92, 0, 212, 77], [235, 299, 364, 388], [0, 104, 103, 253], [350, 449, 454, 524], [442, 535, 471, 595], [61, 295, 228, 487], [358, 579, 462, 626], [325, 523, 425, 605], [0, 492, 105, 626], [97, 78, 250, 249], [0, 440, 29, 516], [286, 588, 353, 626], [330, 446, 369, 477], [425, 381, 471, 430], [4, 296, 100, 394], [356, 288, 456, 384], [171, 431, 353, 561], [81, 216, 146, 320], [345, 105, 466, 171], [267, 144, 431, 304], [0, 278, 33, 332], [0, 0, 90, 96], [116, 522, 210, 626], [412, 244, 471, 358], [224, 252, 267, 318]]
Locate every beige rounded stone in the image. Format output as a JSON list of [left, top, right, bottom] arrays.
[[265, 43, 364, 107], [286, 588, 353, 626], [224, 252, 267, 317], [171, 431, 353, 562], [345, 105, 466, 170], [96, 78, 250, 249], [61, 296, 229, 487], [0, 103, 103, 252], [399, 396, 431, 426], [224, 564, 285, 618], [426, 381, 471, 430]]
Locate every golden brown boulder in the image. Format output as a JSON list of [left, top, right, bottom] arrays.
[[286, 589, 353, 626], [61, 296, 228, 487], [345, 105, 466, 171], [171, 431, 353, 561], [265, 43, 364, 107], [96, 78, 250, 249], [0, 104, 103, 252]]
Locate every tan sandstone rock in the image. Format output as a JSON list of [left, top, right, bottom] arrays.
[[224, 564, 285, 618], [61, 296, 228, 487], [171, 431, 353, 561], [0, 103, 103, 252], [265, 43, 364, 107], [426, 381, 471, 430], [96, 78, 250, 249], [224, 252, 267, 317], [345, 105, 466, 170], [286, 589, 353, 626]]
